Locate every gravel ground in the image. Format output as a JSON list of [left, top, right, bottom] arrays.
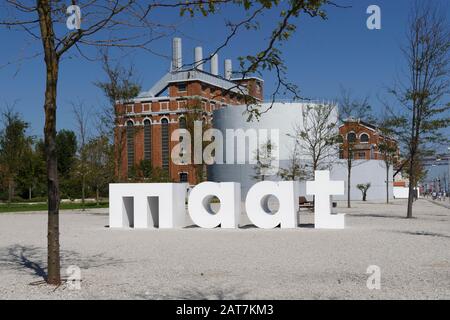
[[0, 199, 449, 300]]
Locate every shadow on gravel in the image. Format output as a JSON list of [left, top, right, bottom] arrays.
[[137, 287, 249, 300], [394, 231, 450, 239], [0, 244, 124, 281], [347, 213, 408, 220]]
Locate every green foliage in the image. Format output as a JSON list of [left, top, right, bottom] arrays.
[[131, 160, 172, 183], [56, 130, 78, 178], [356, 183, 371, 201]]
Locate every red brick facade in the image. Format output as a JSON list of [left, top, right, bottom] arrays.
[[339, 119, 399, 161]]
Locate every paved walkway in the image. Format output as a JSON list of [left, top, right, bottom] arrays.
[[0, 199, 449, 299]]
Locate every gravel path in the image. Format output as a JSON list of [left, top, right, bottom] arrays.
[[0, 199, 449, 300]]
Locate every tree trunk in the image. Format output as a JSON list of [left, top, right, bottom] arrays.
[[8, 178, 13, 204], [386, 164, 389, 204], [81, 173, 86, 211], [406, 156, 415, 219], [29, 186, 32, 201], [38, 0, 61, 285], [347, 162, 351, 208], [96, 186, 99, 206]]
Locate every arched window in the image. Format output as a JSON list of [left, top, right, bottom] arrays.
[[347, 132, 356, 143], [161, 118, 169, 172], [143, 119, 152, 162], [360, 133, 369, 143], [126, 121, 135, 176]]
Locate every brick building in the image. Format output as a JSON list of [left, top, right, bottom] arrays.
[[115, 38, 263, 184], [338, 118, 399, 161]]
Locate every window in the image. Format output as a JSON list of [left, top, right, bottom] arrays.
[[256, 81, 262, 94], [160, 101, 169, 110], [142, 103, 151, 112], [126, 104, 134, 114], [178, 83, 187, 92], [179, 117, 186, 129], [143, 119, 152, 161], [161, 118, 170, 172], [179, 172, 188, 183], [358, 152, 366, 159], [126, 121, 135, 176], [360, 133, 369, 143], [347, 132, 356, 143], [177, 100, 187, 109]]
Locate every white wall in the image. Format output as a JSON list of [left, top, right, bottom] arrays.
[[330, 160, 393, 201]]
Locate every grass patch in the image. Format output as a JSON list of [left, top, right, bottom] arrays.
[[0, 201, 109, 213]]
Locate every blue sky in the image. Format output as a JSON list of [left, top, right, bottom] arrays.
[[0, 0, 448, 146]]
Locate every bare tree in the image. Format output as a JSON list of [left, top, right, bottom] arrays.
[[377, 116, 399, 204], [338, 87, 372, 208], [72, 101, 91, 210], [252, 139, 277, 182], [387, 2, 450, 218], [296, 103, 338, 179], [94, 53, 141, 182], [278, 139, 305, 181]]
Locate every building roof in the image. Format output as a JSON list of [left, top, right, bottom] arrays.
[[137, 68, 252, 99]]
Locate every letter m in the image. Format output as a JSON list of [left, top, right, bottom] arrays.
[[109, 183, 187, 229]]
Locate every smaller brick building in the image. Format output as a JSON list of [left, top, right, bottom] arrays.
[[338, 118, 399, 161]]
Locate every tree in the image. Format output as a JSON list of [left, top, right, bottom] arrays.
[[252, 139, 277, 182], [377, 117, 399, 204], [17, 142, 46, 200], [72, 101, 91, 210], [387, 2, 450, 218], [356, 183, 371, 202], [56, 130, 77, 180], [278, 139, 305, 181], [85, 136, 113, 205], [338, 88, 373, 208], [94, 54, 141, 182], [0, 107, 32, 203], [295, 103, 338, 179], [1, 0, 340, 285], [133, 160, 172, 183]]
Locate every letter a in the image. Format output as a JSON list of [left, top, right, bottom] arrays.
[[366, 5, 381, 30]]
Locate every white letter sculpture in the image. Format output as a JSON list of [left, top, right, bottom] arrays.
[[245, 181, 298, 229], [187, 182, 240, 228], [306, 170, 345, 229], [109, 183, 187, 228]]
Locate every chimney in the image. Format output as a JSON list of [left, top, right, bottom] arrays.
[[172, 37, 182, 71], [194, 46, 203, 71], [224, 59, 232, 80], [211, 53, 219, 76]]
